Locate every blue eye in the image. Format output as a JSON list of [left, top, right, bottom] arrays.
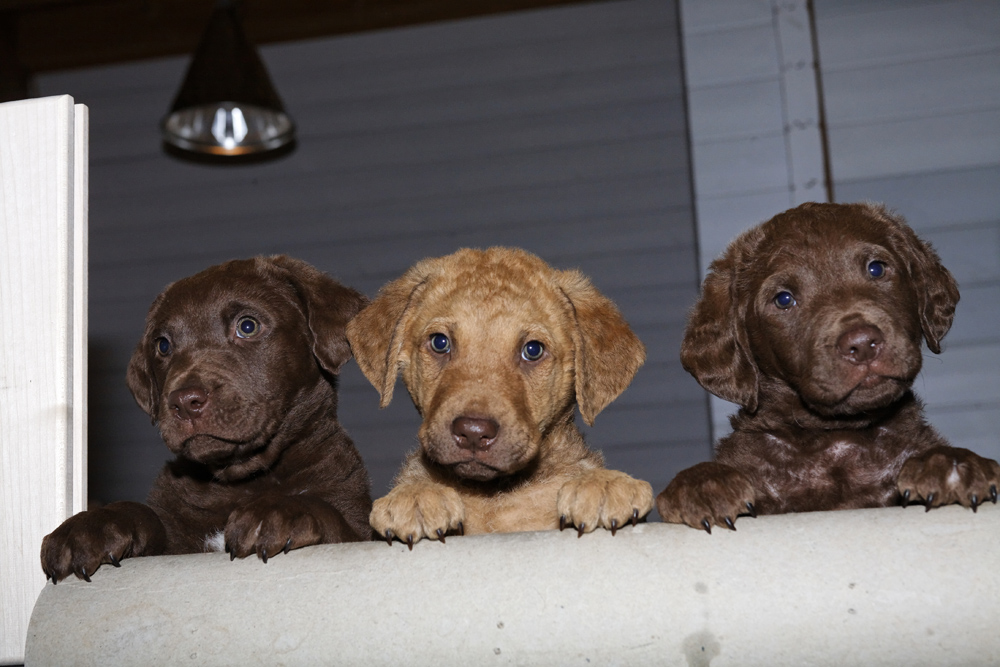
[[521, 340, 544, 362], [429, 333, 451, 354], [156, 337, 171, 355], [774, 291, 796, 309], [868, 261, 887, 279], [236, 316, 261, 338]]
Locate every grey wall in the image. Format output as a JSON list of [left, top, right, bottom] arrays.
[[38, 0, 707, 507], [814, 0, 1000, 461]]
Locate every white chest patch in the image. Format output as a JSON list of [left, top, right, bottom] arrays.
[[204, 530, 226, 553]]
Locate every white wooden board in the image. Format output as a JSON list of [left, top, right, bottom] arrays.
[[0, 95, 87, 665]]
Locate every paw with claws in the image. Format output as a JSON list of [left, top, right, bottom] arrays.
[[39, 501, 167, 584], [369, 482, 466, 549], [224, 495, 360, 562], [656, 462, 757, 534], [556, 469, 653, 537], [898, 446, 1000, 512]]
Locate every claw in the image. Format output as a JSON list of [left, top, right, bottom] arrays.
[[51, 575, 57, 585], [901, 489, 910, 507], [384, 530, 394, 546], [577, 523, 586, 538], [724, 517, 736, 531], [261, 548, 268, 564], [559, 515, 567, 531], [230, 548, 237, 561], [991, 484, 998, 504], [700, 518, 712, 535], [81, 567, 91, 583], [925, 492, 935, 512], [283, 538, 292, 555], [406, 535, 414, 551], [458, 522, 465, 536], [632, 508, 639, 527], [109, 553, 121, 568], [610, 519, 618, 537], [436, 529, 446, 544], [745, 502, 756, 518], [970, 495, 979, 513]]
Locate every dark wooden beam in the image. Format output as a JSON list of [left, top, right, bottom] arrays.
[[13, 0, 602, 73]]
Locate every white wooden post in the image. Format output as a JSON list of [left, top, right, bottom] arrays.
[[0, 95, 88, 665]]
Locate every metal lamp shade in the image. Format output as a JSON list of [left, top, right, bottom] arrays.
[[162, 2, 295, 159]]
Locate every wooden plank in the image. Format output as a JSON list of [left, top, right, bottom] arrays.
[[691, 134, 788, 198], [682, 22, 779, 86], [828, 109, 1000, 182], [823, 52, 1000, 126], [680, 0, 771, 33], [686, 79, 784, 142], [833, 165, 1000, 230], [0, 94, 86, 665], [14, 0, 612, 73], [814, 0, 1000, 69]]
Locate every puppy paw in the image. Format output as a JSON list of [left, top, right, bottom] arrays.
[[556, 469, 654, 536], [369, 482, 465, 549], [898, 446, 1000, 511], [39, 501, 166, 583], [224, 496, 358, 562], [656, 462, 757, 533]]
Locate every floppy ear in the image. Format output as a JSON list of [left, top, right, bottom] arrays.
[[556, 270, 645, 426], [680, 241, 760, 412], [345, 261, 431, 408], [126, 298, 164, 421], [267, 255, 369, 374], [865, 203, 960, 354]]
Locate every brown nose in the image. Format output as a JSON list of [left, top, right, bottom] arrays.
[[168, 387, 210, 421], [452, 416, 499, 452], [837, 325, 884, 364]]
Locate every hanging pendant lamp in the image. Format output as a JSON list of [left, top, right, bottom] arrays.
[[162, 0, 295, 160]]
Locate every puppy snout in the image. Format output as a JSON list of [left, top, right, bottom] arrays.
[[837, 325, 884, 364], [168, 387, 210, 421], [452, 416, 499, 452]]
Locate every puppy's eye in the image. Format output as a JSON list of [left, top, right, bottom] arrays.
[[867, 260, 887, 279], [429, 333, 451, 354], [774, 291, 796, 309], [156, 337, 171, 356], [236, 316, 261, 338], [521, 340, 545, 362]]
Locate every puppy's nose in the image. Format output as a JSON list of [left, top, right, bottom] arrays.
[[168, 387, 210, 421], [837, 325, 884, 364], [452, 416, 499, 452]]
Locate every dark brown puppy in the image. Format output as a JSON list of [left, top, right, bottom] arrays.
[[41, 255, 372, 582], [657, 202, 999, 532]]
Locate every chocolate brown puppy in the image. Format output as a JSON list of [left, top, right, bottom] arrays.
[[657, 202, 999, 532], [41, 255, 372, 582], [347, 247, 653, 548]]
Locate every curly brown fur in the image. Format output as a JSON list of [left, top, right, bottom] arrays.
[[657, 202, 999, 532], [41, 256, 373, 583]]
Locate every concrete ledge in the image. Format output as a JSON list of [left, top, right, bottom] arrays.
[[25, 504, 999, 666]]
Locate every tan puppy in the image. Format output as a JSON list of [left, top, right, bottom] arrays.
[[347, 247, 653, 547]]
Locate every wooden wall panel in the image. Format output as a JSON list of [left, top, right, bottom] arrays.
[[37, 0, 706, 505]]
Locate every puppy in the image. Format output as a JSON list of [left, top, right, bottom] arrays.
[[41, 256, 373, 582], [657, 202, 1000, 532], [346, 247, 653, 547]]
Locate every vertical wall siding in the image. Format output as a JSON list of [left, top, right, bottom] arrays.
[[680, 0, 829, 440], [814, 0, 1000, 460], [37, 0, 708, 506]]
